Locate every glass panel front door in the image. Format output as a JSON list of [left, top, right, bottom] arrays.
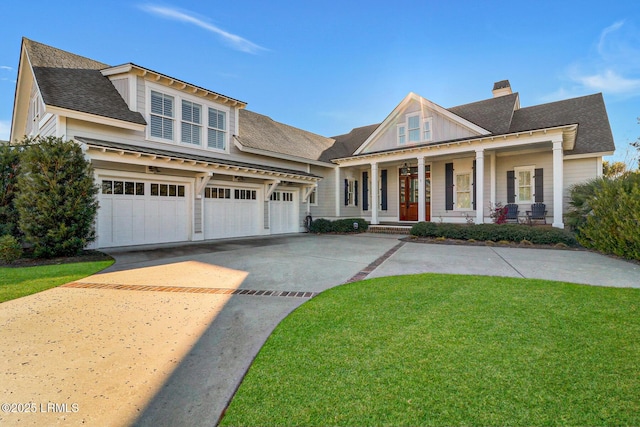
[[399, 166, 431, 221]]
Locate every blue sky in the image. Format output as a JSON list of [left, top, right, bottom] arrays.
[[1, 0, 639, 164]]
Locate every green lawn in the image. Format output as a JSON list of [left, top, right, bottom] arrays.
[[221, 274, 640, 427], [0, 260, 113, 303]]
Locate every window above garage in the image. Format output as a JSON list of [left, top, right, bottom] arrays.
[[146, 83, 230, 154]]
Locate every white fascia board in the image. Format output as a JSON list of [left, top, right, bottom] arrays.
[[335, 128, 570, 167], [353, 92, 490, 156], [100, 63, 134, 77], [46, 106, 145, 132], [233, 137, 335, 168], [85, 146, 321, 183], [564, 151, 615, 160], [11, 47, 37, 142]]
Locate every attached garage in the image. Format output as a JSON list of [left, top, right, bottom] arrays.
[[204, 185, 263, 239], [269, 190, 299, 234], [98, 177, 190, 248]]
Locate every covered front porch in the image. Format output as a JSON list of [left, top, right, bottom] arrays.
[[334, 125, 578, 229]]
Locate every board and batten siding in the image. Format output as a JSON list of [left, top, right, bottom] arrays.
[[361, 99, 478, 154]]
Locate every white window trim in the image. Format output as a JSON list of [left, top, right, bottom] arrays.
[[145, 82, 231, 153], [346, 178, 356, 207], [514, 165, 535, 204], [149, 90, 175, 142], [207, 107, 228, 152], [423, 117, 433, 142], [181, 99, 203, 146], [397, 114, 433, 145], [454, 171, 473, 211]]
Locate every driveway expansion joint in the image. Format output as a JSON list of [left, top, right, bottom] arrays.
[[62, 282, 318, 298], [345, 241, 406, 283]]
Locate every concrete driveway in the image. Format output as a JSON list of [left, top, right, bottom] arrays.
[[0, 234, 638, 426]]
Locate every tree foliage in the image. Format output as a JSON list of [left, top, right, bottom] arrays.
[[15, 136, 99, 258], [0, 142, 23, 237], [602, 160, 628, 178]]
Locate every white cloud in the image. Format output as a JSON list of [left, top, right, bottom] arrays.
[[543, 21, 640, 100], [0, 120, 11, 141], [0, 65, 12, 71], [597, 20, 625, 55], [575, 69, 640, 94], [139, 4, 267, 54]]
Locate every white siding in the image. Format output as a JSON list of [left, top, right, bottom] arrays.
[[564, 158, 599, 209], [111, 78, 130, 107]]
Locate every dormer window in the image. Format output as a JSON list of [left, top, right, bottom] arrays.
[[181, 100, 202, 145], [208, 107, 226, 150], [150, 91, 174, 140], [398, 114, 433, 145]]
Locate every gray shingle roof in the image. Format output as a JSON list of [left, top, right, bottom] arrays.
[[25, 38, 146, 126], [324, 124, 379, 161], [33, 67, 146, 125], [76, 137, 322, 179], [24, 38, 108, 69], [448, 93, 519, 135], [508, 93, 614, 155], [328, 92, 614, 159], [236, 109, 336, 163]]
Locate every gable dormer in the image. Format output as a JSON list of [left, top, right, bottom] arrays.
[[354, 93, 489, 155]]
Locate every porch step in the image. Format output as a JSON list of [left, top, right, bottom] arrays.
[[367, 225, 413, 235]]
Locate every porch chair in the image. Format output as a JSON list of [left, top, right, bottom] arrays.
[[504, 203, 519, 223], [526, 203, 547, 225]]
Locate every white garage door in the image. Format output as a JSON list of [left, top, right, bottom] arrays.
[[270, 190, 299, 234], [98, 178, 190, 248], [204, 186, 262, 239]]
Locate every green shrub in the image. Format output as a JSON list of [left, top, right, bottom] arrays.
[[0, 142, 24, 238], [577, 173, 640, 260], [15, 136, 99, 258], [309, 218, 368, 234], [410, 222, 578, 246], [565, 178, 606, 233], [309, 218, 333, 233], [0, 234, 23, 264]]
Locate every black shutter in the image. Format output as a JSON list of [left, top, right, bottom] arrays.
[[534, 168, 544, 202], [445, 163, 454, 210], [507, 171, 515, 203], [344, 179, 348, 206], [362, 172, 369, 211], [381, 170, 388, 211], [355, 181, 358, 207], [472, 160, 477, 210]]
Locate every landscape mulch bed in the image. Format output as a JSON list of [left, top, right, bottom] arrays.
[[0, 250, 113, 268], [401, 236, 585, 251]]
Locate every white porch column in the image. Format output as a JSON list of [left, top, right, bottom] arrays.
[[552, 139, 564, 228], [418, 157, 426, 222], [334, 167, 341, 218], [475, 149, 485, 224], [371, 162, 379, 225], [489, 151, 496, 208]]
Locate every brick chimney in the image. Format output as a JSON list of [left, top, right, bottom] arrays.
[[492, 80, 512, 97]]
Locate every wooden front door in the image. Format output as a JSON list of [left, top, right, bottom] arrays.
[[399, 167, 431, 222]]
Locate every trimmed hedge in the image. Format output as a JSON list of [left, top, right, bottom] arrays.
[[309, 218, 369, 234], [410, 222, 579, 246]]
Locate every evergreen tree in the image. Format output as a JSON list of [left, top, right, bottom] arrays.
[[15, 136, 99, 258], [0, 142, 23, 237]]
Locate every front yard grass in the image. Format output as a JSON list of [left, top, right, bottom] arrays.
[[0, 260, 113, 303], [221, 273, 640, 426]]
